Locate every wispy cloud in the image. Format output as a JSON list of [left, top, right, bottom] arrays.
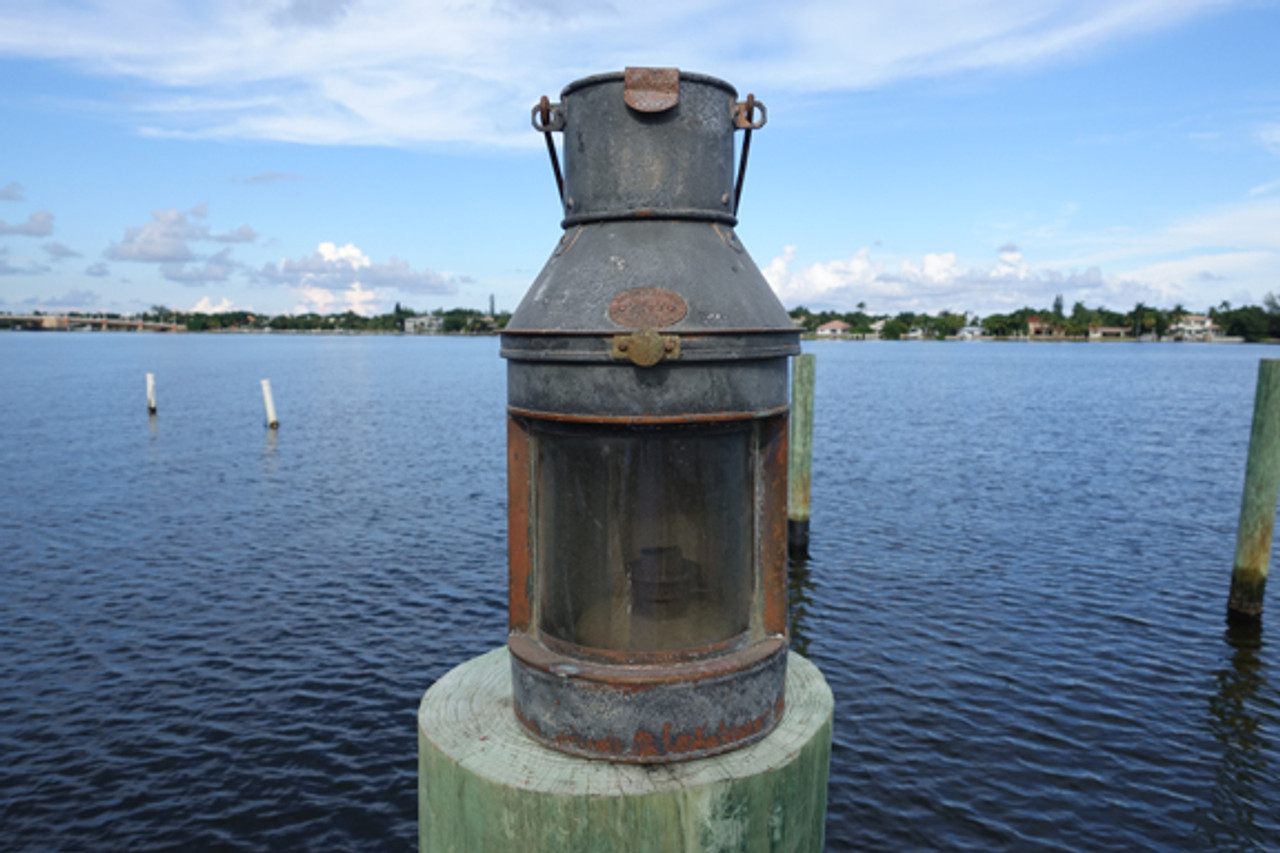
[[0, 182, 23, 201], [42, 241, 82, 260], [162, 247, 236, 286], [0, 1, 1227, 146], [232, 171, 299, 185], [0, 246, 51, 275], [1251, 178, 1280, 197], [23, 289, 100, 309], [0, 211, 53, 237]]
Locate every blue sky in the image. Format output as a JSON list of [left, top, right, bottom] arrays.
[[1, 0, 1277, 319]]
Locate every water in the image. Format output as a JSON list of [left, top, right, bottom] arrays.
[[1, 334, 1277, 851]]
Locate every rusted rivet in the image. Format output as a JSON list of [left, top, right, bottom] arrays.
[[618, 341, 629, 352], [664, 339, 674, 352]]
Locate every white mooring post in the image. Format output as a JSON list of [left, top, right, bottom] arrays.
[[261, 379, 279, 429], [146, 373, 157, 415]]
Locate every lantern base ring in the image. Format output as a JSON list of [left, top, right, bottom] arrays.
[[508, 634, 788, 763]]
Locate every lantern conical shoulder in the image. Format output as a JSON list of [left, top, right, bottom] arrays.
[[502, 68, 799, 763]]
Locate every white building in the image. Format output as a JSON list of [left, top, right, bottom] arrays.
[[404, 315, 444, 334], [1167, 314, 1221, 341]]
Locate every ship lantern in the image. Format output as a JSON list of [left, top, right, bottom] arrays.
[[502, 68, 800, 762]]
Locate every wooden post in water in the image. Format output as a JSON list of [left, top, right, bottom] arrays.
[[261, 379, 279, 430], [419, 648, 832, 852], [146, 373, 157, 415], [1229, 359, 1280, 621], [788, 353, 816, 556]]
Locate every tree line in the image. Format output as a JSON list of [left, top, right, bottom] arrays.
[[789, 295, 1280, 342], [138, 304, 512, 333]]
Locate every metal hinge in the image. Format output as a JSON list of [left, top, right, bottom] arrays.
[[610, 329, 681, 367]]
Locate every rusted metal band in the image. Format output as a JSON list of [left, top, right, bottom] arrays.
[[511, 634, 785, 686], [561, 69, 736, 100], [506, 403, 788, 425], [509, 636, 788, 762], [500, 332, 800, 362]]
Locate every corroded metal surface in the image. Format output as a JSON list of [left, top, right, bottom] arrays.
[[509, 635, 788, 762], [623, 67, 679, 113], [507, 417, 533, 632], [505, 67, 797, 764], [608, 286, 688, 329]]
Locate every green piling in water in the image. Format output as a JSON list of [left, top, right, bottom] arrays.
[[788, 353, 815, 556], [418, 648, 832, 853], [1228, 359, 1280, 621]]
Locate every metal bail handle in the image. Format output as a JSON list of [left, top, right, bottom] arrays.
[[531, 76, 768, 215], [732, 94, 767, 215], [531, 95, 566, 203]]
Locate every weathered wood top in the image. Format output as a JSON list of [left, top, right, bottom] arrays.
[[418, 647, 832, 796]]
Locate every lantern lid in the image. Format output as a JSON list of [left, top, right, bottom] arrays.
[[504, 219, 796, 339]]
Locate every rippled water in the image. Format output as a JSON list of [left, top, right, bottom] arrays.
[[1, 334, 1277, 851]]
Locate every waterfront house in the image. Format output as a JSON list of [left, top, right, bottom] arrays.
[[1027, 316, 1066, 338], [404, 315, 445, 334], [1088, 325, 1129, 340], [1167, 314, 1222, 341], [816, 320, 851, 336]]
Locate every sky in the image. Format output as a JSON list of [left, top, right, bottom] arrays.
[[0, 0, 1277, 319]]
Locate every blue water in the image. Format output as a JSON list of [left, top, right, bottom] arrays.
[[1, 333, 1277, 851]]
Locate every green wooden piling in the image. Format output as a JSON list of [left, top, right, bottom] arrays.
[[788, 354, 815, 556], [419, 648, 832, 853], [1229, 359, 1280, 620]]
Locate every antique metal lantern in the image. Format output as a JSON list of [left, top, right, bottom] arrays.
[[502, 68, 800, 763]]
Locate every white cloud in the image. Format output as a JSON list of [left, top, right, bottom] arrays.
[[106, 206, 255, 267], [190, 295, 238, 313], [769, 196, 1280, 314], [0, 211, 53, 237], [0, 182, 23, 201], [107, 207, 201, 262], [256, 241, 460, 315], [765, 243, 1107, 314], [0, 0, 1227, 146]]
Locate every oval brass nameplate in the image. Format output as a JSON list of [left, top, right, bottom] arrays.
[[608, 287, 688, 329]]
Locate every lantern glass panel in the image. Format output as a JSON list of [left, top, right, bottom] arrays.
[[533, 421, 755, 654]]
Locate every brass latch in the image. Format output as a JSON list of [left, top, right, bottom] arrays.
[[611, 329, 680, 367]]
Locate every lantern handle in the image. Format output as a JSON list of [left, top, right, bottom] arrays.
[[731, 94, 766, 216], [532, 95, 566, 204]]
